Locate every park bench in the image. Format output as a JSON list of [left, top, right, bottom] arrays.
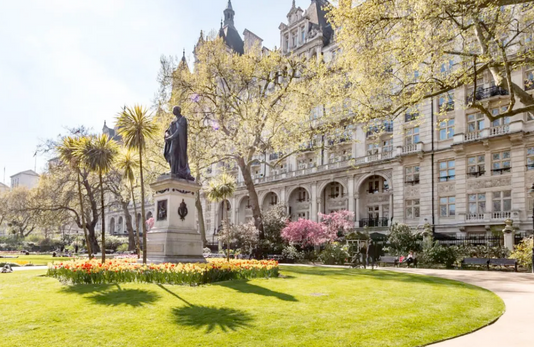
[[461, 258, 489, 270], [397, 257, 417, 268], [377, 256, 398, 267], [267, 254, 284, 261], [489, 258, 518, 272]]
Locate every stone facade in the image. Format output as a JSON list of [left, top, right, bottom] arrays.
[[201, 1, 534, 240]]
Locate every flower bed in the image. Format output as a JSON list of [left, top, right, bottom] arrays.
[[47, 259, 279, 285]]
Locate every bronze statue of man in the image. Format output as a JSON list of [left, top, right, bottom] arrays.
[[164, 106, 194, 181]]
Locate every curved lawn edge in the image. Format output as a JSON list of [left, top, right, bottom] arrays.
[[280, 265, 506, 347]]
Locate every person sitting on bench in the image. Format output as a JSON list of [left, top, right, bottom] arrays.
[[405, 251, 415, 266]]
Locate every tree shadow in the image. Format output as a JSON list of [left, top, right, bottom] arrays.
[[172, 305, 253, 333], [214, 279, 298, 302], [61, 283, 161, 307]]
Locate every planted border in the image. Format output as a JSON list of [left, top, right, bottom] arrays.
[[47, 259, 279, 285]]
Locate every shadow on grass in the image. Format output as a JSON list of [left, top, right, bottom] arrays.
[[280, 266, 480, 290], [172, 305, 253, 333], [61, 283, 161, 307], [214, 279, 298, 302]]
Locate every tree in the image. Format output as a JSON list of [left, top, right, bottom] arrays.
[[328, 0, 534, 123], [281, 219, 326, 247], [220, 221, 260, 255], [57, 136, 93, 258], [75, 134, 118, 262], [206, 172, 236, 261], [386, 223, 423, 257], [4, 187, 38, 238], [169, 38, 321, 239], [262, 204, 290, 254], [318, 210, 355, 240], [114, 149, 141, 256], [116, 105, 159, 264]]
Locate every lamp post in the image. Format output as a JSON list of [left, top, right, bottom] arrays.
[[528, 183, 534, 273]]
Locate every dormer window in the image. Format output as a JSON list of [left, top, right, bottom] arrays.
[[292, 31, 298, 48]]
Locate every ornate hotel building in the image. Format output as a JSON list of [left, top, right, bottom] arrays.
[[205, 1, 534, 241]]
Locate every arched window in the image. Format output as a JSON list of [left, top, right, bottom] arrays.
[[118, 217, 123, 233]]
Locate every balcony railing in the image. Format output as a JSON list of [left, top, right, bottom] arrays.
[[489, 125, 510, 136], [491, 211, 511, 220], [467, 170, 485, 178], [466, 86, 509, 103], [401, 143, 420, 154], [466, 213, 485, 221], [465, 131, 482, 141], [358, 218, 389, 228], [465, 211, 515, 222], [491, 167, 511, 175]]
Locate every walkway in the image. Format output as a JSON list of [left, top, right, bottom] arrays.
[[389, 268, 534, 346]]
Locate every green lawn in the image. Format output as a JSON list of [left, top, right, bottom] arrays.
[[0, 254, 73, 266], [0, 266, 504, 347]]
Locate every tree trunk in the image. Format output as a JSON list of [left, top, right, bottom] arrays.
[[139, 147, 148, 265], [130, 180, 141, 259], [236, 157, 264, 238], [195, 171, 207, 247], [87, 224, 100, 253], [99, 172, 106, 263], [76, 170, 92, 259], [121, 200, 136, 251], [224, 199, 230, 262]]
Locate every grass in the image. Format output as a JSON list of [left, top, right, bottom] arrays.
[[0, 253, 73, 266], [0, 266, 504, 347]]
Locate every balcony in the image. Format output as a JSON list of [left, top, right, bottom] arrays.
[[464, 131, 482, 141], [466, 86, 509, 104], [358, 218, 389, 228], [366, 123, 393, 138], [489, 125, 510, 136], [401, 143, 422, 154], [464, 211, 518, 223]]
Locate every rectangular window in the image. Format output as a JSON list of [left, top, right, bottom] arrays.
[[527, 147, 534, 170], [439, 119, 455, 140], [405, 166, 420, 184], [467, 155, 486, 177], [405, 199, 420, 219], [300, 26, 306, 43], [440, 197, 456, 217], [492, 150, 511, 175], [405, 127, 420, 145], [467, 113, 485, 133], [439, 160, 455, 182], [468, 193, 486, 215], [492, 191, 512, 212], [438, 92, 454, 111], [405, 112, 418, 122]]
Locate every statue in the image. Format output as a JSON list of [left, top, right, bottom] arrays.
[[164, 106, 194, 181]]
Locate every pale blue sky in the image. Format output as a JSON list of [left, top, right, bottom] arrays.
[[0, 0, 304, 184]]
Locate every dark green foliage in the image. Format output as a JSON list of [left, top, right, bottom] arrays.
[[318, 243, 350, 265], [261, 205, 289, 254], [386, 223, 422, 256]]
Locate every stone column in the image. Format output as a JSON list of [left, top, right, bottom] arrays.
[[311, 183, 318, 221], [348, 177, 355, 213], [355, 195, 360, 225], [389, 193, 394, 225]]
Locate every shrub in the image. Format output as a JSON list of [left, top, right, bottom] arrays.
[[262, 205, 289, 254], [386, 223, 422, 256], [281, 245, 304, 262], [116, 244, 129, 253], [420, 243, 456, 268], [511, 237, 533, 270], [318, 243, 350, 265]]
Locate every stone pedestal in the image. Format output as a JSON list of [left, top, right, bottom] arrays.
[[146, 175, 205, 263], [503, 218, 515, 253]]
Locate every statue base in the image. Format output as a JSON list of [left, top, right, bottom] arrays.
[[146, 175, 206, 264]]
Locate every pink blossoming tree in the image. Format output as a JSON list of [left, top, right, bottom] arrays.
[[282, 210, 355, 246]]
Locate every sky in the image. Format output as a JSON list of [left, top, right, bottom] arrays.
[[0, 0, 305, 185]]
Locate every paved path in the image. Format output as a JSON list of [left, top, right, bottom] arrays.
[[11, 265, 47, 271], [388, 268, 534, 346]]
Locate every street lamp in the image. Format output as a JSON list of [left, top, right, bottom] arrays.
[[528, 183, 534, 274]]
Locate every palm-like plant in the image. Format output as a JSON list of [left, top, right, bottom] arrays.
[[206, 173, 236, 262], [75, 135, 118, 262], [116, 149, 141, 258], [57, 136, 93, 259], [116, 105, 158, 264]]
